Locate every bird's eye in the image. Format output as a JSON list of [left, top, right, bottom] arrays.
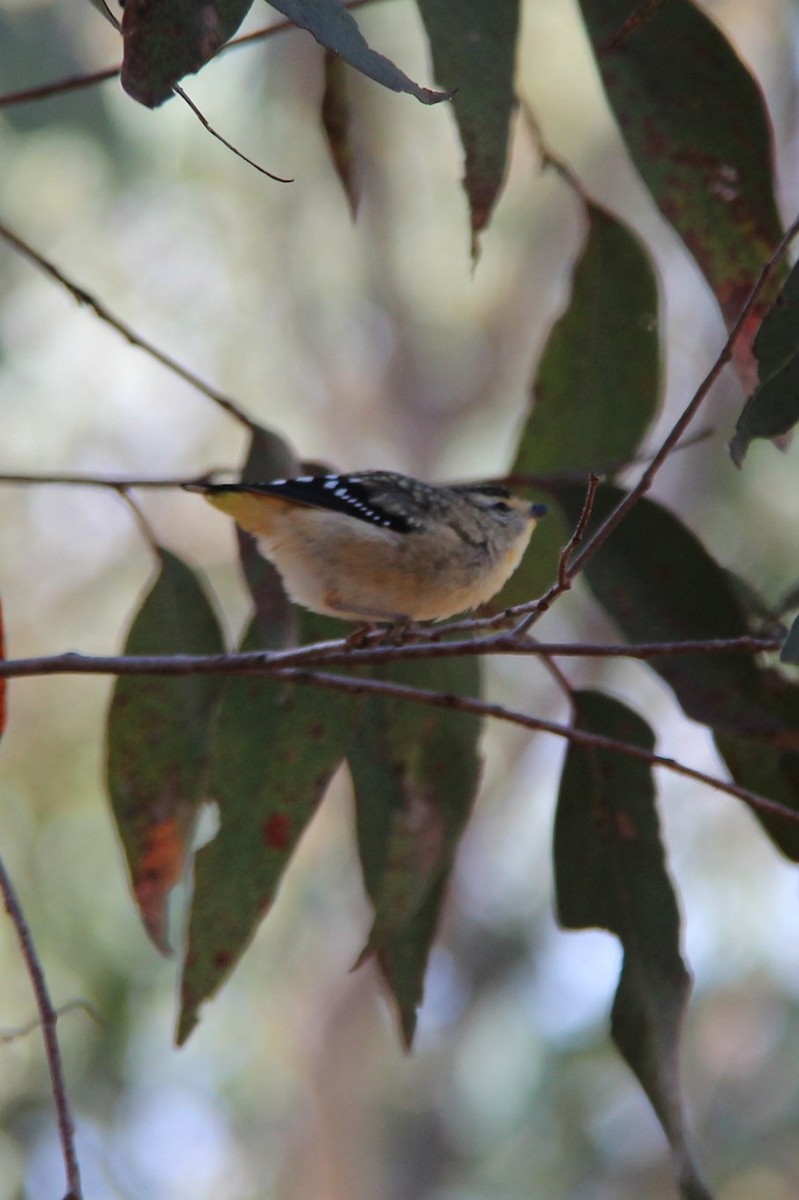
[[492, 500, 512, 513]]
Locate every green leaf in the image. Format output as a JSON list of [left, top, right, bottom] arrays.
[[555, 691, 711, 1200], [416, 0, 520, 247], [578, 0, 783, 331], [348, 655, 481, 1045], [177, 612, 360, 1044], [106, 550, 225, 953], [518, 204, 660, 475], [236, 426, 298, 648], [555, 485, 799, 858], [501, 205, 661, 605], [714, 731, 799, 862], [555, 484, 789, 740], [265, 0, 451, 105], [121, 0, 255, 107], [731, 261, 799, 463]]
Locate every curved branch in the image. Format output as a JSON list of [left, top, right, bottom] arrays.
[[0, 854, 82, 1199], [0, 221, 258, 432]]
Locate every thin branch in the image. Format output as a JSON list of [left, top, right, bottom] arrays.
[[565, 210, 799, 583], [0, 66, 118, 108], [0, 635, 783, 682], [531, 639, 576, 715], [273, 667, 799, 828], [0, 644, 787, 821], [173, 85, 293, 183], [0, 999, 103, 1044], [511, 473, 600, 637], [0, 854, 82, 1200], [0, 471, 225, 490], [0, 221, 258, 432]]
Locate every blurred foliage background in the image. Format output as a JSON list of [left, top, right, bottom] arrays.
[[2, 1, 799, 1197]]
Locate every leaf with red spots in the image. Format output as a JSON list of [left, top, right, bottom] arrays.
[[578, 0, 784, 392], [500, 203, 661, 606], [731, 260, 799, 464], [121, 0, 255, 107], [0, 596, 6, 737], [177, 612, 361, 1044], [416, 0, 520, 250], [236, 426, 298, 648], [106, 550, 225, 953], [554, 484, 799, 859], [266, 0, 451, 106], [349, 655, 481, 1047], [555, 691, 711, 1200]]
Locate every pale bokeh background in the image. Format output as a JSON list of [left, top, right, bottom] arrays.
[[1, 1, 799, 1197]]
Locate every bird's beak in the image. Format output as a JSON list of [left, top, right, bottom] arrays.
[[530, 503, 549, 519]]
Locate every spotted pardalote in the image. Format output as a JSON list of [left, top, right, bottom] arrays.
[[186, 470, 547, 624]]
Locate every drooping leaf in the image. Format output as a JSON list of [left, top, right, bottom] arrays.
[[177, 612, 360, 1044], [121, 0, 255, 107], [266, 0, 451, 106], [236, 426, 298, 647], [106, 550, 225, 953], [781, 611, 799, 666], [555, 485, 799, 858], [321, 51, 360, 219], [555, 690, 712, 1200], [578, 0, 784, 337], [349, 655, 481, 1046], [555, 484, 792, 742], [714, 730, 799, 862], [731, 261, 799, 464], [416, 0, 520, 248], [500, 204, 661, 605]]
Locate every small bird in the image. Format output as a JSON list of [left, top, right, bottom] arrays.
[[186, 471, 548, 625]]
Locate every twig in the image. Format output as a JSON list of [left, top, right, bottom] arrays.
[[0, 221, 258, 432], [0, 854, 82, 1200], [273, 667, 799, 828], [533, 641, 576, 715], [565, 210, 799, 581], [173, 85, 293, 183], [0, 999, 103, 1044], [0, 471, 225, 490], [511, 473, 599, 637]]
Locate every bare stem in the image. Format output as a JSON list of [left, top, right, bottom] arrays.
[[0, 854, 82, 1199], [0, 221, 258, 432], [173, 85, 293, 183], [274, 667, 799, 828], [566, 210, 799, 581], [512, 473, 599, 637]]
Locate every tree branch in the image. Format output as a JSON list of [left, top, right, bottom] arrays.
[[0, 220, 258, 432], [0, 854, 82, 1200], [0, 634, 783, 681], [564, 210, 799, 582], [273, 667, 799, 828]]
